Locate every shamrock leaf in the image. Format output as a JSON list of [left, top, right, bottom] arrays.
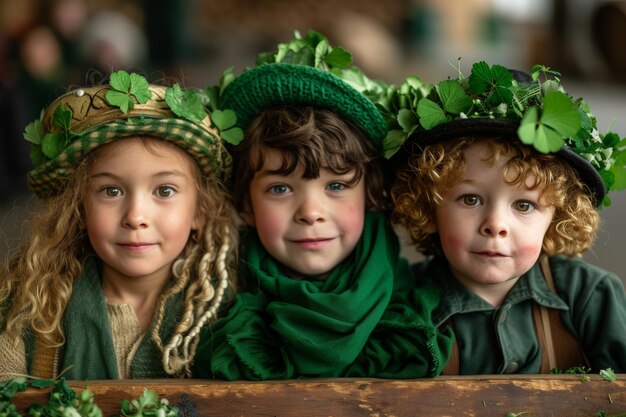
[[314, 39, 329, 68], [106, 90, 134, 113], [106, 70, 152, 113], [129, 73, 152, 103], [383, 129, 408, 159], [468, 61, 513, 106], [417, 98, 447, 130], [30, 378, 56, 389], [165, 84, 206, 123], [218, 66, 236, 95], [198, 86, 218, 110], [42, 132, 67, 159], [611, 140, 626, 190], [600, 368, 617, 382], [221, 127, 244, 145], [212, 109, 243, 145], [436, 79, 473, 115], [397, 108, 418, 133], [0, 377, 28, 401], [281, 47, 315, 66], [337, 67, 384, 96], [518, 91, 581, 153], [23, 119, 44, 144], [30, 145, 46, 166], [52, 104, 73, 132], [324, 45, 352, 68], [211, 109, 237, 130]]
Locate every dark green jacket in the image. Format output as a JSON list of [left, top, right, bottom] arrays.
[[414, 256, 626, 374], [24, 257, 183, 379]]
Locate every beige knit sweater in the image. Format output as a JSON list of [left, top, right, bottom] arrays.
[[0, 303, 143, 379]]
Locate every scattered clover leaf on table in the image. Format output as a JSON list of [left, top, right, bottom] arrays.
[[600, 368, 617, 382]]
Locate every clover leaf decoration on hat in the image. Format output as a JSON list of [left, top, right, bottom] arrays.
[[23, 70, 243, 168], [105, 70, 153, 113], [380, 60, 626, 206]]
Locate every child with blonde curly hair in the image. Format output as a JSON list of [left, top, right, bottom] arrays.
[[387, 62, 626, 374], [0, 71, 238, 379]]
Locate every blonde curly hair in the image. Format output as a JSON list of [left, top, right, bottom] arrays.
[[391, 136, 599, 258], [0, 137, 238, 377]]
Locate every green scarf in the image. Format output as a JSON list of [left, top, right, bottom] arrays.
[[193, 211, 452, 380], [25, 257, 184, 379]]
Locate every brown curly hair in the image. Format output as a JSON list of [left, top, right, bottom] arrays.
[[391, 136, 599, 257], [229, 106, 387, 213]]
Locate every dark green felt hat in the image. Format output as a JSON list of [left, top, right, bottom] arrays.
[[216, 30, 388, 147], [380, 61, 626, 207]]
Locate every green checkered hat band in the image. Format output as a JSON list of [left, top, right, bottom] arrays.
[[220, 63, 387, 146], [28, 117, 232, 197]]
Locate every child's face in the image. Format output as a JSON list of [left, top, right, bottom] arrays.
[[432, 142, 555, 295], [84, 137, 201, 284], [243, 148, 366, 278]]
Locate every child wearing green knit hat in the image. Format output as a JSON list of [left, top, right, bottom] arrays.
[[386, 61, 626, 374], [192, 31, 452, 380], [0, 71, 239, 379]]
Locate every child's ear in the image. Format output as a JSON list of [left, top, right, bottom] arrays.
[[423, 218, 437, 234], [240, 200, 256, 227], [191, 207, 205, 232]]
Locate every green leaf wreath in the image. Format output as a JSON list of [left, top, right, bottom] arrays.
[[378, 60, 626, 204]]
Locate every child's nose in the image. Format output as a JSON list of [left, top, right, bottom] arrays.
[[294, 193, 325, 225], [480, 206, 508, 237], [122, 197, 149, 229]]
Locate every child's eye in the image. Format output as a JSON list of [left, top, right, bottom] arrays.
[[461, 194, 480, 206], [327, 182, 346, 191], [513, 200, 535, 213], [155, 186, 176, 198], [100, 186, 122, 197], [269, 184, 291, 195]]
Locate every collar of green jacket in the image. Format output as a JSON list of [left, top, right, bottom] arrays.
[[26, 256, 184, 379], [414, 256, 570, 327]]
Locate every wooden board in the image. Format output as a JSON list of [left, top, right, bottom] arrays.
[[12, 375, 626, 416]]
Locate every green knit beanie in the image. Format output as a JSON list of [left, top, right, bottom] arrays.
[[216, 30, 388, 147]]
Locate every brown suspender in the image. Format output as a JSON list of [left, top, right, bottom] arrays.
[[533, 256, 589, 372], [440, 256, 588, 374]]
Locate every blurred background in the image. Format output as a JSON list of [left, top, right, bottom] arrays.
[[1, 0, 625, 282]]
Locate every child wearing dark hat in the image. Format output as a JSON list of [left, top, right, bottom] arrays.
[[387, 61, 626, 374], [192, 31, 452, 380], [0, 71, 238, 379]]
